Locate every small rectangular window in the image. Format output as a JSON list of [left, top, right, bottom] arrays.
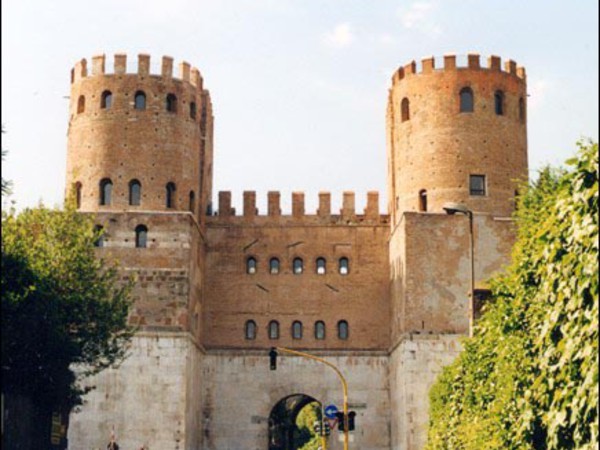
[[469, 175, 486, 196]]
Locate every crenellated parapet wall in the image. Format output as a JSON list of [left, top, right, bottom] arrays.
[[65, 53, 214, 218], [387, 53, 528, 221], [209, 191, 389, 226]]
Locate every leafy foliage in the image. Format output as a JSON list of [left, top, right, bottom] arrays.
[[296, 402, 323, 450], [1, 204, 134, 410], [426, 140, 598, 449]]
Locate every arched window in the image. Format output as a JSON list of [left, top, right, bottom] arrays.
[[94, 225, 105, 248], [292, 321, 303, 339], [401, 97, 410, 122], [101, 90, 112, 109], [245, 320, 257, 340], [166, 182, 176, 209], [99, 178, 112, 205], [293, 258, 303, 275], [135, 225, 148, 248], [459, 87, 474, 112], [77, 95, 85, 114], [269, 258, 280, 275], [494, 90, 504, 115], [339, 257, 349, 275], [134, 91, 146, 110], [189, 191, 195, 213], [129, 179, 141, 206], [338, 320, 349, 340], [74, 182, 82, 209], [190, 102, 197, 119], [419, 189, 427, 212], [268, 321, 280, 340], [519, 97, 525, 123], [316, 257, 326, 275], [166, 94, 177, 113], [315, 321, 326, 340], [246, 257, 257, 274]]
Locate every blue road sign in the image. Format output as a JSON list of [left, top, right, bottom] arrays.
[[324, 404, 338, 419]]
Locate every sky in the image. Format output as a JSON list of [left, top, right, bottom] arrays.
[[2, 0, 598, 214]]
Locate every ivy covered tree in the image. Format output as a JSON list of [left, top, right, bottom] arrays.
[[1, 204, 134, 422], [426, 140, 598, 449]]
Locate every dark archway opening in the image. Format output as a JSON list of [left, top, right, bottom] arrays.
[[268, 394, 322, 450]]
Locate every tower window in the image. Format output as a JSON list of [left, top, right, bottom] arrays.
[[166, 182, 176, 209], [74, 182, 82, 209], [101, 90, 112, 109], [316, 257, 326, 275], [166, 94, 177, 113], [268, 321, 280, 340], [494, 90, 504, 115], [401, 97, 410, 122], [269, 258, 280, 275], [418, 189, 427, 212], [469, 174, 486, 196], [134, 91, 146, 110], [189, 191, 195, 213], [190, 102, 197, 119], [337, 320, 349, 340], [315, 321, 326, 340], [99, 178, 112, 205], [339, 257, 349, 275], [135, 225, 148, 248], [459, 87, 474, 112], [245, 320, 257, 340], [77, 95, 85, 114], [292, 321, 303, 339], [94, 225, 105, 248], [129, 179, 141, 206], [293, 258, 303, 275], [246, 257, 257, 274], [519, 97, 525, 123]]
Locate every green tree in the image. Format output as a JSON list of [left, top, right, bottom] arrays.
[[1, 203, 134, 417], [426, 140, 598, 449]]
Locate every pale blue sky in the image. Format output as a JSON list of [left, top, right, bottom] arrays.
[[2, 0, 598, 213]]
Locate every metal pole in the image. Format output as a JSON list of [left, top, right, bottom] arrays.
[[320, 404, 327, 450], [276, 347, 349, 450], [467, 211, 474, 338]]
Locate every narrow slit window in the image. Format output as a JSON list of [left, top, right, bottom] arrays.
[[494, 90, 504, 115], [339, 257, 349, 275], [419, 189, 427, 212], [245, 320, 257, 340], [292, 321, 303, 339], [135, 225, 148, 248], [293, 258, 303, 275], [519, 97, 525, 123], [77, 95, 85, 114], [101, 90, 112, 109], [166, 182, 176, 209], [129, 179, 141, 206], [469, 174, 486, 196], [134, 91, 146, 110], [189, 191, 195, 213], [459, 87, 474, 112], [74, 182, 82, 209], [315, 321, 325, 340], [190, 102, 197, 119], [166, 94, 177, 113], [401, 98, 410, 122], [99, 178, 112, 205], [268, 321, 280, 340], [269, 258, 280, 275], [316, 257, 326, 275], [338, 320, 349, 340], [94, 225, 105, 248], [247, 257, 257, 274]]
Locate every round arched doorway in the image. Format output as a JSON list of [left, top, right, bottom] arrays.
[[268, 394, 322, 450]]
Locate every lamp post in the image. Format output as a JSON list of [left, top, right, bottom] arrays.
[[443, 202, 475, 338], [270, 347, 349, 450]]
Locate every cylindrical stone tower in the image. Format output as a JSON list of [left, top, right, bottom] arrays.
[[386, 53, 528, 222], [66, 53, 214, 217]]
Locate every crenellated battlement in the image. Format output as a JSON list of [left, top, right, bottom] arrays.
[[391, 53, 526, 85], [71, 53, 205, 90], [211, 191, 388, 225]]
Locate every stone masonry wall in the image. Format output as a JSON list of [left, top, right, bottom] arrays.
[[201, 352, 390, 450]]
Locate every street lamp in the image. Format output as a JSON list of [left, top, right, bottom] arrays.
[[442, 202, 475, 338]]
